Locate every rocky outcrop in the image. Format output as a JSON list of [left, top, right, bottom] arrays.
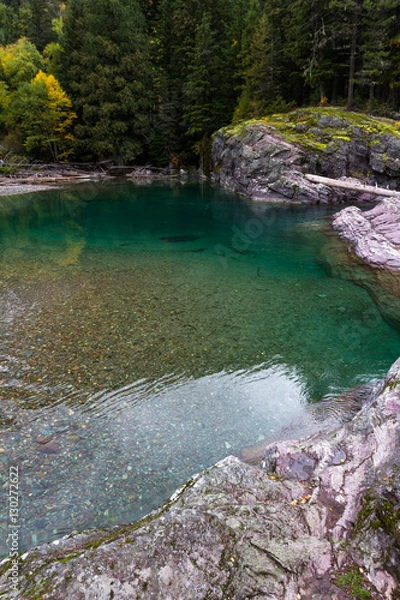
[[2, 359, 400, 599], [332, 198, 400, 270], [211, 108, 400, 203], [326, 198, 400, 328], [211, 123, 331, 203]]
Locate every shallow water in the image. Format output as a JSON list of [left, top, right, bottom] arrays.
[[0, 181, 400, 555]]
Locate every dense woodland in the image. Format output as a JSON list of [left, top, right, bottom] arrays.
[[0, 0, 399, 166]]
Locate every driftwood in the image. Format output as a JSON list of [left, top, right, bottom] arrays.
[[305, 173, 400, 199], [127, 165, 180, 180], [0, 174, 98, 185], [0, 161, 114, 186]]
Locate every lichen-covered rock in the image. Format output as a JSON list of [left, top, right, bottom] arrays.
[[1, 358, 400, 599], [211, 123, 340, 204], [211, 108, 400, 203]]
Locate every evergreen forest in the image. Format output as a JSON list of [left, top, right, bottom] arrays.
[[0, 0, 399, 166]]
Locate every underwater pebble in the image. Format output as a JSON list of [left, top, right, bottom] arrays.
[[37, 440, 60, 454]]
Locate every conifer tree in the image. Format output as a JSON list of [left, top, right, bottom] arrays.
[[26, 0, 57, 52], [358, 0, 399, 111], [0, 1, 19, 45], [235, 5, 287, 119], [183, 13, 228, 137], [60, 0, 154, 162]]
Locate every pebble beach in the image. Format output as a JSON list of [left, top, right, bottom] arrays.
[[0, 184, 56, 197]]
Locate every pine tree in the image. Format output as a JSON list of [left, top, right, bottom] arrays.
[[284, 0, 337, 103], [26, 0, 58, 52], [60, 0, 154, 162], [235, 4, 287, 119], [358, 0, 399, 112], [0, 1, 19, 45]]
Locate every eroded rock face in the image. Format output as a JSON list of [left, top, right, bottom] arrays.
[[211, 123, 339, 204], [332, 199, 400, 270], [211, 113, 400, 203], [1, 360, 400, 599]]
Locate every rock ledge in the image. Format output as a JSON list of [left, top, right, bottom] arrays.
[[211, 108, 400, 204], [332, 198, 400, 270], [1, 359, 400, 599]]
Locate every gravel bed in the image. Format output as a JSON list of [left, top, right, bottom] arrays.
[[0, 184, 57, 197]]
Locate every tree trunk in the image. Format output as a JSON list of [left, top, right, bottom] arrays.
[[319, 82, 327, 104], [368, 83, 374, 113], [347, 0, 362, 111], [200, 133, 211, 178]]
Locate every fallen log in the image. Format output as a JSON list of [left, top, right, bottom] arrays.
[[305, 173, 400, 199], [0, 173, 108, 186]]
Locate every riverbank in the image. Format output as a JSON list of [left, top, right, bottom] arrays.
[[0, 183, 58, 196], [0, 118, 400, 597]]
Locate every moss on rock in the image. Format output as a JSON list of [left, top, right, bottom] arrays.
[[225, 107, 400, 156]]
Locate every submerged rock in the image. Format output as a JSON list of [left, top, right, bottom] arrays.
[[1, 359, 400, 599]]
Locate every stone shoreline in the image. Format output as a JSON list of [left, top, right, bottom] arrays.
[[1, 359, 399, 599], [0, 183, 57, 197]]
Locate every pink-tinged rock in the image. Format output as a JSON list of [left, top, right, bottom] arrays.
[[37, 440, 60, 454], [4, 359, 400, 600], [332, 199, 400, 270], [383, 394, 400, 415]]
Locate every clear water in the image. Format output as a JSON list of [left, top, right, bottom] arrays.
[[0, 180, 399, 555]]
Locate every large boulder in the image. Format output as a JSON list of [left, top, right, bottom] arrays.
[[1, 358, 400, 599], [211, 123, 338, 204], [332, 198, 400, 270], [211, 108, 400, 203], [327, 198, 400, 328]]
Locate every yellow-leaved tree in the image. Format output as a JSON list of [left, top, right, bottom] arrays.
[[26, 70, 76, 160], [0, 40, 77, 161]]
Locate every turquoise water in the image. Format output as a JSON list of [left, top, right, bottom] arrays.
[[0, 180, 400, 555]]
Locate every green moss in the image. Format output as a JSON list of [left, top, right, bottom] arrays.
[[354, 493, 376, 536], [376, 499, 400, 538], [335, 565, 372, 599], [221, 106, 400, 158], [82, 538, 104, 551], [354, 489, 400, 545], [333, 135, 351, 142]]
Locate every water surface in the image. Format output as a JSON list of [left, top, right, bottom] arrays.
[[0, 181, 399, 555]]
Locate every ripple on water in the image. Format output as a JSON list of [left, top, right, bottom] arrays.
[[0, 361, 327, 556]]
